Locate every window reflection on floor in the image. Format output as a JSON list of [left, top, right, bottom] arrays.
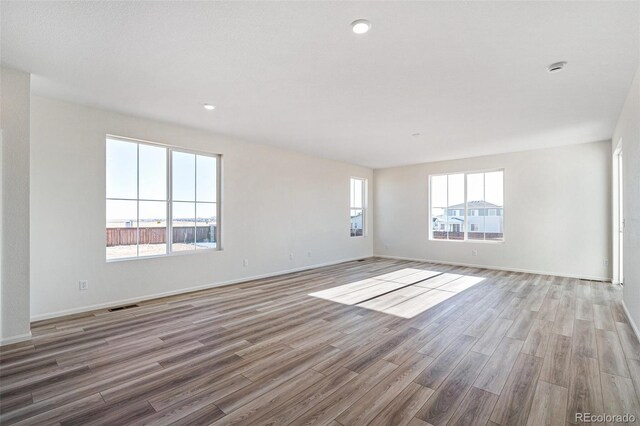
[[309, 268, 485, 319]]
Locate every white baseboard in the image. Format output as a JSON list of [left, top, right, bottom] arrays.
[[30, 256, 369, 322], [375, 254, 611, 282], [622, 300, 640, 342], [27, 254, 616, 323], [0, 331, 32, 347]]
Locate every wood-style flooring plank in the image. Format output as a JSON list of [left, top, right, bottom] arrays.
[[593, 304, 616, 331], [448, 386, 498, 426], [471, 318, 514, 356], [572, 318, 598, 359], [369, 382, 434, 426], [552, 291, 575, 337], [251, 368, 358, 426], [414, 333, 476, 389], [215, 346, 339, 414], [521, 319, 553, 358], [575, 298, 594, 321], [525, 380, 568, 426], [540, 333, 572, 388], [288, 359, 398, 425], [567, 355, 604, 424], [415, 351, 489, 425], [210, 369, 325, 425], [616, 321, 640, 361], [599, 373, 640, 426], [474, 337, 524, 395], [336, 352, 434, 425], [595, 328, 630, 378], [489, 353, 542, 426], [344, 327, 419, 373]]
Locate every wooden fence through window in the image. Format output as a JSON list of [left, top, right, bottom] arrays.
[[432, 231, 503, 240], [106, 226, 216, 246]]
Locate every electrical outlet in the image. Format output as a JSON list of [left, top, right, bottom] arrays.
[[79, 280, 88, 291], [289, 253, 294, 260], [472, 249, 478, 256], [604, 258, 609, 267], [307, 251, 312, 258], [243, 259, 249, 267], [385, 244, 389, 250]]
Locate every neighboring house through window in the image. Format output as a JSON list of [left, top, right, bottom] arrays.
[[429, 170, 504, 241]]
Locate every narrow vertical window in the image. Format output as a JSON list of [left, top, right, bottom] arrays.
[[483, 171, 504, 240], [466, 173, 485, 240], [430, 174, 464, 240], [171, 151, 197, 252], [447, 174, 465, 240], [350, 177, 366, 237], [195, 155, 218, 249], [138, 144, 168, 256], [430, 175, 448, 239]]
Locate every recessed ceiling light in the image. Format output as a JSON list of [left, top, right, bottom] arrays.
[[351, 19, 371, 34], [547, 61, 567, 73], [203, 104, 216, 110]]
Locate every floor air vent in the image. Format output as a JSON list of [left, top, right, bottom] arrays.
[[108, 304, 139, 312]]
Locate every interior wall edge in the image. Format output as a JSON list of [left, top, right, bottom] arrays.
[[611, 63, 640, 334], [0, 66, 31, 343], [0, 331, 32, 347]]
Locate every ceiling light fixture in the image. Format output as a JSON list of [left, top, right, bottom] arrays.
[[203, 104, 216, 110], [547, 61, 567, 73], [351, 19, 371, 34], [412, 133, 421, 137]]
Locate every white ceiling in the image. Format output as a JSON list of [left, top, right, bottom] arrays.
[[2, 1, 638, 169]]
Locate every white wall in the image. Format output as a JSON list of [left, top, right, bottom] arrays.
[[30, 96, 373, 320], [0, 67, 31, 344], [374, 141, 611, 280], [612, 65, 640, 335]]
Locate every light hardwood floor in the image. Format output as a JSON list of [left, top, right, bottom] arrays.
[[1, 258, 639, 425]]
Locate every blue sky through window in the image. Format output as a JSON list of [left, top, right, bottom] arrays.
[[106, 138, 217, 224]]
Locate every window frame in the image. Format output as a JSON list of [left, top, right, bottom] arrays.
[[428, 168, 504, 243], [106, 135, 222, 262], [350, 177, 367, 238]]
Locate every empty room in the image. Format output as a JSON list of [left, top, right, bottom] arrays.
[[1, 1, 639, 425]]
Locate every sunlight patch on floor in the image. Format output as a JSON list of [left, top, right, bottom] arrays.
[[309, 268, 485, 318]]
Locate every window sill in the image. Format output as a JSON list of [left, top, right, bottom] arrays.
[[107, 247, 222, 263], [428, 238, 505, 244]]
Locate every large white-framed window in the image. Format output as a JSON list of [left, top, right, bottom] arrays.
[[429, 170, 504, 242], [350, 177, 366, 237], [106, 136, 221, 260]]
